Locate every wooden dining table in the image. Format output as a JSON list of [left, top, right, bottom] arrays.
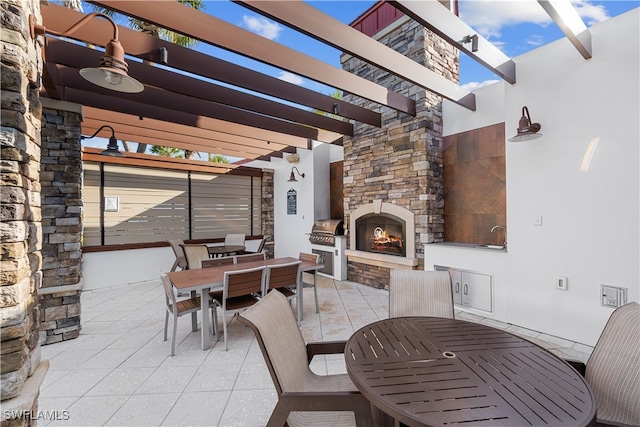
[[345, 317, 596, 427], [167, 256, 324, 350]]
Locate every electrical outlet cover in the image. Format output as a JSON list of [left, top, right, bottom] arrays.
[[555, 276, 568, 290]]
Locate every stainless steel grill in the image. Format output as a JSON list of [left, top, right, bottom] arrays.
[[309, 219, 344, 246]]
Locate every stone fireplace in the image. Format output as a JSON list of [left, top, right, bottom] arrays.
[[342, 4, 456, 289]]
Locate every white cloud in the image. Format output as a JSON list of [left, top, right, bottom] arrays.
[[459, 0, 610, 40], [278, 71, 305, 86], [459, 0, 550, 39], [526, 34, 544, 46], [242, 15, 283, 40], [461, 79, 500, 91], [572, 1, 610, 25]]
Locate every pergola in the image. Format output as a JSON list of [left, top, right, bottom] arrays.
[[38, 0, 588, 163]]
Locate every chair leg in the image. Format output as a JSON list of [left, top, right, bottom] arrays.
[[313, 283, 319, 314], [164, 311, 169, 341], [223, 311, 228, 351], [212, 305, 219, 342], [171, 315, 178, 356]]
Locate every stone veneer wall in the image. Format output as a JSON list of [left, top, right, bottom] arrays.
[[342, 16, 458, 289], [38, 99, 83, 344], [1, 0, 50, 423], [261, 170, 275, 259]]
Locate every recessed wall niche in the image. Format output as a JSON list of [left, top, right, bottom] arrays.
[[443, 123, 506, 245]]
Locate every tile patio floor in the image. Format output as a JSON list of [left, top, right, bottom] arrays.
[[39, 274, 594, 426]]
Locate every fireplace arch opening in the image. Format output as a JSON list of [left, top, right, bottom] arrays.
[[355, 213, 406, 257]]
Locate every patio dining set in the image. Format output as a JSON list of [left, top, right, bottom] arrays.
[[161, 238, 639, 427]]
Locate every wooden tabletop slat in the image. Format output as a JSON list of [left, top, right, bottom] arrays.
[[345, 317, 596, 427]]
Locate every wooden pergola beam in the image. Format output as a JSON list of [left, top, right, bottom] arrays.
[[538, 0, 592, 59], [89, 0, 416, 116], [237, 0, 476, 110]]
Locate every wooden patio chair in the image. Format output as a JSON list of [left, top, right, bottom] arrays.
[[389, 269, 454, 318], [201, 256, 234, 268], [264, 260, 301, 304], [181, 243, 209, 270], [238, 290, 393, 427], [235, 252, 266, 264], [237, 237, 267, 255], [161, 275, 212, 356], [299, 252, 320, 313], [167, 239, 187, 272], [211, 265, 265, 350], [565, 301, 639, 426]]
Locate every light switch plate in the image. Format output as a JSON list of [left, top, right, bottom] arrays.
[[533, 214, 543, 226]]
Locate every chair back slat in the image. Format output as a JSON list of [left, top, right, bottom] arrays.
[[201, 256, 234, 268], [181, 244, 209, 270], [161, 275, 177, 310], [299, 252, 319, 263], [238, 290, 310, 394], [389, 269, 455, 319], [224, 233, 246, 246], [235, 253, 266, 264], [265, 262, 301, 291], [585, 301, 639, 425], [225, 267, 265, 299], [255, 238, 267, 253]]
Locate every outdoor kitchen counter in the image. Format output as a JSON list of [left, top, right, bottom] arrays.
[[423, 243, 508, 322]]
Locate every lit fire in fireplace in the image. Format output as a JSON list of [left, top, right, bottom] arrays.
[[372, 227, 403, 253]]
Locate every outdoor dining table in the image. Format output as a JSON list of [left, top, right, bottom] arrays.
[[205, 244, 245, 257], [345, 317, 596, 427], [166, 256, 324, 350]]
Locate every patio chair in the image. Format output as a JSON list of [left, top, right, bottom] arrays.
[[299, 252, 320, 313], [211, 265, 265, 350], [564, 301, 639, 426], [238, 290, 393, 427], [161, 275, 213, 356], [201, 256, 234, 268], [389, 269, 454, 319], [237, 237, 267, 255], [264, 260, 301, 304], [235, 252, 266, 264], [224, 233, 246, 246], [167, 239, 187, 272], [181, 243, 209, 270]]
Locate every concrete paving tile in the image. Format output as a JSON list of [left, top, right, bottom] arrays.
[[184, 363, 242, 392], [161, 391, 230, 427], [234, 362, 274, 390], [218, 389, 277, 427], [46, 395, 128, 426], [105, 393, 180, 426], [40, 368, 112, 398], [136, 366, 199, 395], [86, 367, 156, 396]]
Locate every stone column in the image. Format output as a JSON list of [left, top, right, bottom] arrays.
[[1, 0, 49, 423], [342, 15, 458, 288], [38, 98, 83, 344], [261, 170, 275, 258]]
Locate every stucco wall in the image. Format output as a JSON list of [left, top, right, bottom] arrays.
[[442, 9, 640, 346]]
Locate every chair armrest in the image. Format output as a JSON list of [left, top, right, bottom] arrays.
[[306, 340, 347, 363], [563, 358, 586, 376], [269, 391, 373, 427]]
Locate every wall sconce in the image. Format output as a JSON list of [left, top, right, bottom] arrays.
[[508, 106, 542, 142], [29, 13, 144, 93], [287, 166, 305, 182], [81, 125, 125, 157], [459, 34, 479, 52]]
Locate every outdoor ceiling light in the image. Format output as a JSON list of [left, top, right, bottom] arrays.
[[81, 125, 125, 157], [287, 166, 305, 182], [29, 13, 144, 93], [508, 106, 542, 142]]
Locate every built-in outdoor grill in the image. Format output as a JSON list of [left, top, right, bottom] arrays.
[[309, 219, 344, 246]]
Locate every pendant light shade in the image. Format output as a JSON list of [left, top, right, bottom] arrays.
[[30, 13, 144, 94]]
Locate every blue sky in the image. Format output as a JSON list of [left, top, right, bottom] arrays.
[[76, 0, 638, 151]]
